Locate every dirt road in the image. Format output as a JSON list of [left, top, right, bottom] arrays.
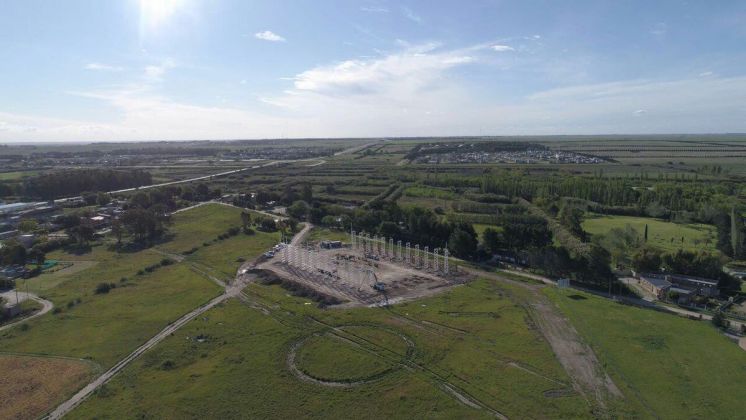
[[0, 292, 54, 333], [45, 292, 230, 419], [463, 268, 622, 410]]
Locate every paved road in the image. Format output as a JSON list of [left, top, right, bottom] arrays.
[[333, 140, 382, 156], [0, 291, 54, 333]]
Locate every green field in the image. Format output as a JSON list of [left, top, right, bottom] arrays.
[[545, 288, 746, 418], [72, 278, 592, 419], [306, 227, 349, 243], [582, 214, 718, 253]]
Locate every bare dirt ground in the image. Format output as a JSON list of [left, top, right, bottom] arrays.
[[258, 245, 472, 307], [0, 354, 95, 420]]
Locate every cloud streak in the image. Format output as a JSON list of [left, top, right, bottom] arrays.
[[254, 30, 286, 42], [85, 62, 123, 71]]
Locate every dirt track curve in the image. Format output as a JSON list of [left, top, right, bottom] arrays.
[[0, 292, 54, 333]]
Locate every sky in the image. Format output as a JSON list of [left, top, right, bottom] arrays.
[[1, 0, 745, 142]]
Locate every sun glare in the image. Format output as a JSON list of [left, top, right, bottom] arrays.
[[139, 0, 184, 32]]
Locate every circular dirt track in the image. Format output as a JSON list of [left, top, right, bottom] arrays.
[[287, 325, 414, 387]]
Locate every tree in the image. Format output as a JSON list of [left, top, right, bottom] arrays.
[[377, 221, 401, 239], [301, 183, 313, 203], [0, 240, 26, 265], [81, 191, 98, 205], [481, 228, 503, 254], [259, 218, 277, 232], [240, 211, 251, 231], [195, 183, 210, 199], [17, 218, 38, 233], [97, 192, 111, 206], [631, 247, 662, 273], [287, 200, 310, 220], [111, 219, 123, 245], [558, 204, 586, 240], [69, 225, 94, 245], [28, 247, 46, 266], [731, 207, 742, 258], [711, 311, 726, 329], [448, 227, 478, 259]]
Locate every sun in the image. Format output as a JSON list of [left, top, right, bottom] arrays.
[[139, 0, 185, 32]]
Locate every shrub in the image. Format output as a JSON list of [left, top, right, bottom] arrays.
[[95, 282, 112, 294], [160, 258, 175, 266]]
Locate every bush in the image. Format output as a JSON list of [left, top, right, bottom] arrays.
[[160, 258, 175, 266], [95, 282, 112, 294]]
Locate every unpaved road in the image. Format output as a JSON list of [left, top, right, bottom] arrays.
[[45, 292, 230, 419], [463, 268, 622, 410], [0, 292, 54, 333]]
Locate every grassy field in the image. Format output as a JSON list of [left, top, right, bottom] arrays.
[[473, 223, 502, 240], [0, 258, 222, 368], [160, 204, 248, 253], [0, 354, 96, 419], [545, 288, 746, 418], [160, 203, 280, 278], [72, 278, 592, 419], [306, 227, 349, 243], [582, 214, 718, 253]]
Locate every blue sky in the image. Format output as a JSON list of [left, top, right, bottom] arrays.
[[1, 0, 745, 142]]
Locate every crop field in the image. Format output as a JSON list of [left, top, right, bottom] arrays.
[[545, 288, 746, 418], [71, 278, 595, 419], [0, 354, 96, 419], [582, 214, 718, 253]]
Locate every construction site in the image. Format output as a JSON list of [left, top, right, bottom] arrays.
[[257, 231, 472, 307]]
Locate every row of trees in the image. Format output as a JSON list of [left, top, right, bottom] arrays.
[[19, 169, 152, 200]]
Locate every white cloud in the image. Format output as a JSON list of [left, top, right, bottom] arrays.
[[699, 71, 714, 77], [287, 43, 473, 97], [401, 7, 422, 23], [144, 59, 176, 81], [361, 6, 388, 13], [491, 45, 514, 52], [254, 30, 286, 42], [85, 62, 123, 72]]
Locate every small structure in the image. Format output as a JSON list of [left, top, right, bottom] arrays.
[[557, 278, 570, 288], [636, 273, 672, 299], [320, 240, 343, 249], [635, 272, 720, 299]]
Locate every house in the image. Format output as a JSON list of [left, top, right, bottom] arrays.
[[666, 274, 720, 297], [637, 273, 671, 299], [635, 272, 720, 298], [81, 215, 108, 229], [668, 287, 694, 305]]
